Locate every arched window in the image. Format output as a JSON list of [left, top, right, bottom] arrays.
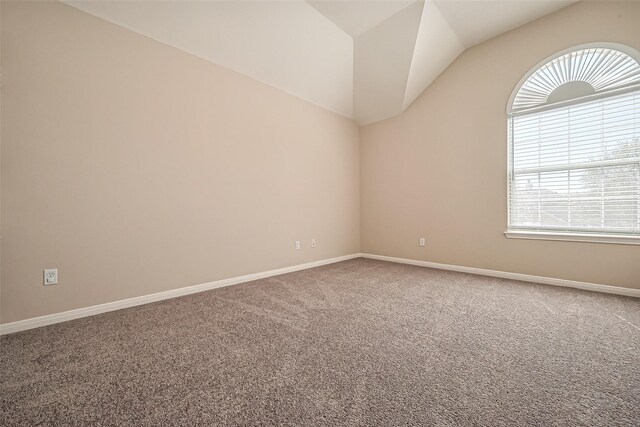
[[506, 44, 640, 244]]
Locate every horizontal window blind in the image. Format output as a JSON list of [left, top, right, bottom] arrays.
[[508, 90, 640, 235]]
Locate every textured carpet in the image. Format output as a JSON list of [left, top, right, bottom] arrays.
[[1, 258, 639, 426]]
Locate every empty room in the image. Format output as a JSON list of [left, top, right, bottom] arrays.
[[1, 0, 639, 425]]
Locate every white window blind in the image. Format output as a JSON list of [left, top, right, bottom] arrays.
[[508, 90, 640, 236]]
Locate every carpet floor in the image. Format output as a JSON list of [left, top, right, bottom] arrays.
[[1, 258, 639, 426]]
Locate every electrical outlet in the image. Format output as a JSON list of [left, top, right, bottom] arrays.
[[44, 269, 58, 286], [419, 237, 426, 247], [311, 239, 317, 248], [295, 241, 301, 250]]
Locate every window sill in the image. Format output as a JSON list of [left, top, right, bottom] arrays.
[[504, 230, 640, 246]]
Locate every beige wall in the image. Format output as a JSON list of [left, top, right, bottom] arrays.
[[361, 1, 640, 290], [0, 1, 360, 323], [3, 1, 639, 325]]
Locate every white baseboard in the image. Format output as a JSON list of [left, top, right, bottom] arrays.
[[4, 252, 636, 335], [0, 253, 362, 336], [362, 253, 640, 298]]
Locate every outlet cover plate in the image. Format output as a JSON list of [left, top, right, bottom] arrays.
[[44, 269, 58, 286]]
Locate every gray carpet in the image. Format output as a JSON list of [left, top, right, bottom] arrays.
[[1, 258, 639, 426]]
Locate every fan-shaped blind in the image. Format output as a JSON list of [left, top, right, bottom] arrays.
[[512, 48, 640, 112], [508, 46, 640, 239]]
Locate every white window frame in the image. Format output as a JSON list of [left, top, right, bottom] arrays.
[[505, 43, 640, 245]]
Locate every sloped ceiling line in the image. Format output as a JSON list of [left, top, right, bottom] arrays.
[[65, 0, 577, 125]]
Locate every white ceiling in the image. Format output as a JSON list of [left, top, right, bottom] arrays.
[[65, 0, 577, 125], [307, 1, 416, 37], [64, 0, 355, 117], [434, 0, 577, 48]]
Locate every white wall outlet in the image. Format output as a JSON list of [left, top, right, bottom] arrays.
[[44, 269, 58, 286], [419, 237, 426, 247], [311, 239, 317, 248], [295, 240, 301, 250]]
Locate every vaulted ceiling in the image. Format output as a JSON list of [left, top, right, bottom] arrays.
[[65, 0, 577, 125]]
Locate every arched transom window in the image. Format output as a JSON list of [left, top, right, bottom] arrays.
[[506, 44, 640, 244]]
